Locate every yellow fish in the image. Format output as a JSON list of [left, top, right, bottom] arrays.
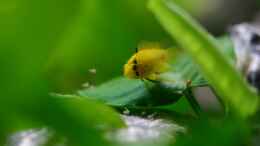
[[124, 42, 170, 80]]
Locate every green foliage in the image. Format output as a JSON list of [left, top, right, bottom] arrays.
[[51, 94, 125, 129], [1, 95, 125, 146], [0, 0, 259, 146], [78, 53, 207, 110], [174, 117, 250, 146], [42, 95, 125, 146], [0, 0, 170, 145], [148, 0, 258, 118]]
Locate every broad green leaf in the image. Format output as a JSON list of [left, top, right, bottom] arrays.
[[78, 53, 207, 108], [40, 95, 125, 146], [78, 77, 182, 107], [148, 0, 258, 118], [51, 94, 125, 130], [2, 95, 125, 146]]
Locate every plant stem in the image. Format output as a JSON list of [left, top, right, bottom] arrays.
[[183, 87, 202, 116]]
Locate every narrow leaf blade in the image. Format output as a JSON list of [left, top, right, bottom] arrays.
[[148, 0, 258, 118]]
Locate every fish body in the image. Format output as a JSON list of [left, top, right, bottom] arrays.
[[124, 45, 170, 80]]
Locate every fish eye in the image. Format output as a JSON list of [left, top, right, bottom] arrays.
[[132, 64, 137, 71], [132, 59, 139, 76], [133, 59, 138, 64], [132, 64, 139, 76]]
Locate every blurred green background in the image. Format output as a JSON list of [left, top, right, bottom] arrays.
[[0, 0, 260, 145], [1, 0, 258, 94]]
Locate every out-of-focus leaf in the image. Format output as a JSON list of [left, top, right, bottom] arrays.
[[0, 0, 85, 144], [51, 94, 125, 130], [39, 95, 125, 146], [149, 0, 258, 118], [173, 117, 250, 146], [1, 95, 125, 146], [217, 36, 235, 62]]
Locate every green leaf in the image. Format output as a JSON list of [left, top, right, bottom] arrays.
[[217, 36, 235, 62], [172, 54, 207, 87], [41, 95, 125, 146], [78, 77, 182, 107], [148, 0, 258, 118], [51, 94, 125, 130], [173, 117, 250, 146], [2, 94, 125, 146], [78, 53, 207, 108]]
